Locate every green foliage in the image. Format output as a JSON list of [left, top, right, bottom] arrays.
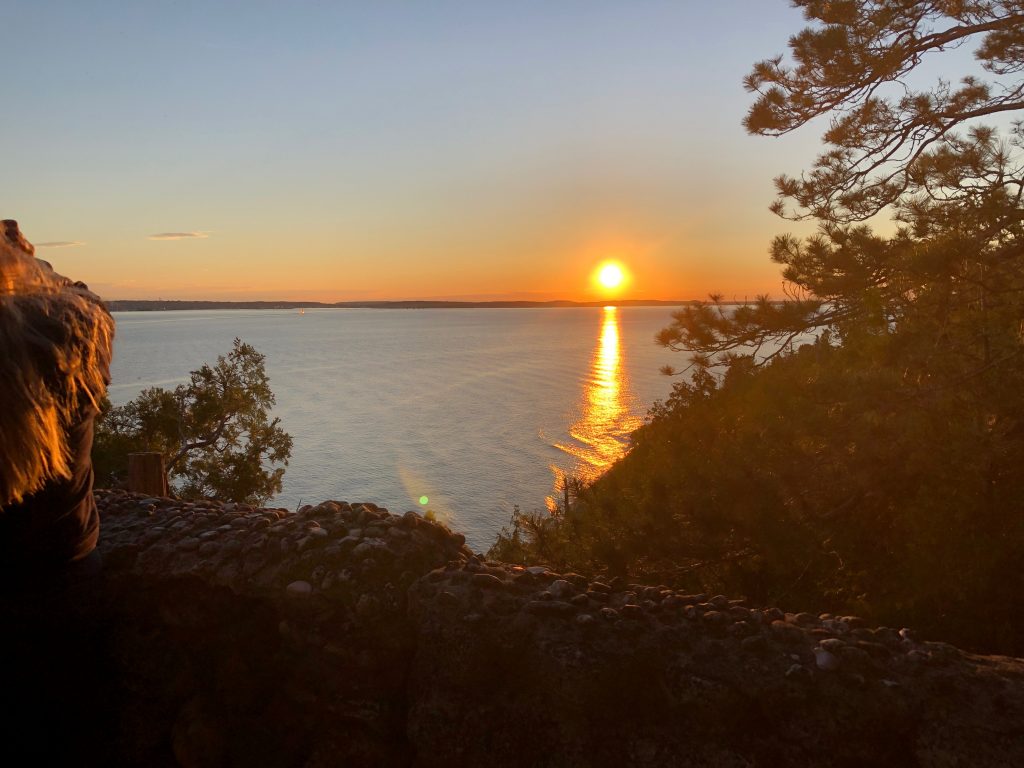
[[93, 338, 293, 505], [495, 310, 1024, 650], [492, 3, 1024, 654], [744, 0, 1024, 223]]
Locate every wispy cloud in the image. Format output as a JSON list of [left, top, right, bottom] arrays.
[[148, 232, 209, 240], [36, 241, 85, 248]]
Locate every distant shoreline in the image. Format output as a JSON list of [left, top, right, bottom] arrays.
[[105, 299, 708, 312]]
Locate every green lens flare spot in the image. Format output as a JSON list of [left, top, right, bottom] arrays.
[[419, 495, 429, 505]]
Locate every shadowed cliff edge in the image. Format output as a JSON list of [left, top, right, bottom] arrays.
[[81, 490, 1024, 766]]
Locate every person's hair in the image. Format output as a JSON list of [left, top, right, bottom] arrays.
[[0, 221, 114, 506]]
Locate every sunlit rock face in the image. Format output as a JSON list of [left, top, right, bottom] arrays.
[[28, 491, 1024, 767]]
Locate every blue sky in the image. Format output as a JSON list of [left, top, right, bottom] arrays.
[[5, 2, 850, 300]]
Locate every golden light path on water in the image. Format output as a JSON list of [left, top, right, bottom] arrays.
[[549, 306, 641, 510]]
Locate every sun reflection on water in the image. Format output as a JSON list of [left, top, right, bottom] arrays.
[[549, 306, 641, 510]]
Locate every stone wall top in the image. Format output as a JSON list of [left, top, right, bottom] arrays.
[[88, 491, 1024, 767]]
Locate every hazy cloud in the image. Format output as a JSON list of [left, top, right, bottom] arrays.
[[36, 241, 84, 248], [148, 232, 209, 240]]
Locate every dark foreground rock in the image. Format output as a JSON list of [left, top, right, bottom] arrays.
[[408, 562, 1024, 767], [9, 491, 1021, 767]]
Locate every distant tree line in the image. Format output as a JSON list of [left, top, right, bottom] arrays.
[[491, 1, 1024, 655]]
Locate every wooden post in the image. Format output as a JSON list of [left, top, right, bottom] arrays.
[[128, 452, 168, 496]]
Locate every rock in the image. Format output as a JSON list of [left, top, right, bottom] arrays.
[[923, 641, 960, 662], [855, 640, 892, 659], [525, 600, 575, 617], [813, 647, 841, 671], [84, 491, 1024, 768], [875, 627, 901, 647], [837, 646, 870, 665], [729, 606, 751, 621], [620, 604, 645, 620], [819, 638, 846, 652], [563, 573, 589, 589], [353, 540, 383, 558], [764, 607, 784, 622], [286, 580, 313, 597], [356, 594, 379, 618], [221, 536, 242, 557], [771, 620, 804, 645], [741, 634, 768, 653], [471, 573, 505, 590], [905, 649, 930, 664], [702, 610, 728, 627], [548, 579, 574, 599], [786, 663, 813, 680], [337, 535, 361, 552]]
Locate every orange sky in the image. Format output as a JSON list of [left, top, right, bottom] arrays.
[[10, 2, 823, 302]]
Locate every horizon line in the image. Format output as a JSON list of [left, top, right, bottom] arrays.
[[102, 297, 722, 310]]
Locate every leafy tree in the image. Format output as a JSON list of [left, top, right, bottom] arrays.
[[94, 338, 293, 505], [662, 1, 1024, 375], [492, 1, 1024, 653], [745, 0, 1024, 223], [658, 2, 1024, 651]]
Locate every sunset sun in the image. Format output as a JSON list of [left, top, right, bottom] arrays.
[[594, 261, 627, 293]]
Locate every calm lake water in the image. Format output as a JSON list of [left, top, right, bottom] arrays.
[[108, 307, 681, 550]]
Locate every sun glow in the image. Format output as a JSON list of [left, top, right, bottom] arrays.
[[548, 306, 641, 510], [594, 261, 628, 294]]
